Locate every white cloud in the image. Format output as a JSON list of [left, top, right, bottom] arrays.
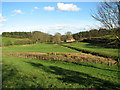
[[11, 14, 16, 16], [83, 24, 102, 30], [0, 23, 102, 35], [50, 25, 83, 35], [84, 25, 92, 30], [11, 9, 23, 16], [34, 7, 39, 9], [0, 13, 7, 22], [31, 7, 39, 14], [57, 3, 81, 11], [0, 24, 4, 27], [0, 13, 7, 27], [44, 6, 55, 11], [52, 25, 70, 30], [13, 9, 22, 14]]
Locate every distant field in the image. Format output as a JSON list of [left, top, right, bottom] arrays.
[[1, 37, 25, 46], [2, 37, 79, 53], [2, 55, 119, 89], [2, 43, 80, 53], [62, 42, 118, 59]]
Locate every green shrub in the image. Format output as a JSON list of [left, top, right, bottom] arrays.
[[14, 40, 36, 45], [14, 40, 22, 45], [4, 40, 13, 46], [0, 42, 2, 47]]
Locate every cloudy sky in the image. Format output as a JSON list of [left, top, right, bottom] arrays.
[[0, 2, 101, 35]]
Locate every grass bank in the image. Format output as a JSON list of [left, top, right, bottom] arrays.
[[62, 42, 118, 59]]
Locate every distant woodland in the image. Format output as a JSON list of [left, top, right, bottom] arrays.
[[2, 28, 120, 41]]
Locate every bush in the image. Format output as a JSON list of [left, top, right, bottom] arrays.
[[0, 42, 2, 47], [14, 40, 22, 45], [4, 40, 13, 46], [14, 40, 36, 45]]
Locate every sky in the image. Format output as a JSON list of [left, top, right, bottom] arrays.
[[0, 2, 102, 35]]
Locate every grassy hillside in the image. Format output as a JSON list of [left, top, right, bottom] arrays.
[[2, 55, 119, 89], [91, 35, 117, 39], [62, 42, 118, 59]]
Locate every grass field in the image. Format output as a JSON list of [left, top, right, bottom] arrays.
[[62, 42, 118, 59], [2, 37, 120, 89], [1, 37, 24, 46], [2, 55, 120, 89], [2, 43, 80, 53]]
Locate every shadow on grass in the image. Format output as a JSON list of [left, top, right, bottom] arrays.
[[2, 64, 30, 88], [26, 61, 120, 89], [25, 61, 119, 73], [77, 63, 119, 73], [2, 64, 45, 88], [85, 42, 117, 49], [45, 43, 54, 45], [2, 65, 18, 81]]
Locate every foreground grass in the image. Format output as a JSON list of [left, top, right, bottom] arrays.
[[2, 55, 119, 89], [62, 42, 118, 59], [2, 43, 79, 53]]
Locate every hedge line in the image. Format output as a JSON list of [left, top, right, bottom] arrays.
[[4, 52, 117, 66], [4, 40, 36, 46]]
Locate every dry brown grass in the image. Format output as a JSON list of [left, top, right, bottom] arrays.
[[3, 52, 117, 65]]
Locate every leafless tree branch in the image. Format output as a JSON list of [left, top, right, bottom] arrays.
[[91, 0, 119, 30]]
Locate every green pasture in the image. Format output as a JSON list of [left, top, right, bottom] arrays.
[[62, 42, 118, 59], [2, 55, 120, 89], [1, 37, 24, 46], [2, 37, 119, 89], [2, 37, 79, 53], [2, 43, 79, 53]]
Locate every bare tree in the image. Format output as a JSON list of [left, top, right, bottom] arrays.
[[53, 33, 61, 44], [91, 0, 120, 65], [91, 0, 120, 29], [65, 31, 73, 39]]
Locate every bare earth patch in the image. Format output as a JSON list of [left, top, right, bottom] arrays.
[[20, 45, 32, 46], [13, 45, 32, 47], [0, 47, 7, 48]]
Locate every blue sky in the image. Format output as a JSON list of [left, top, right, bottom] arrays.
[[0, 2, 101, 35]]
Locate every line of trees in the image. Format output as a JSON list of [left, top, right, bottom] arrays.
[[2, 31, 74, 44], [32, 31, 73, 44], [2, 32, 32, 38], [73, 28, 119, 40], [4, 40, 36, 46], [2, 28, 119, 45]]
